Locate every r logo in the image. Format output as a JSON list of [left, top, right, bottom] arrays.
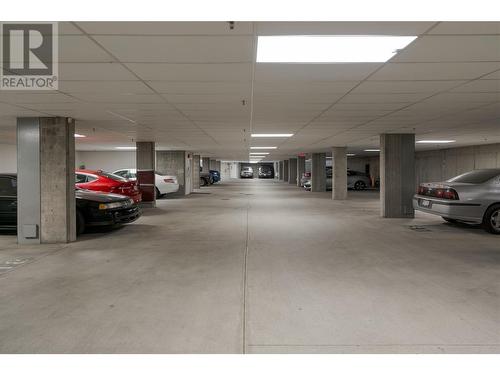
[[1, 22, 58, 90]]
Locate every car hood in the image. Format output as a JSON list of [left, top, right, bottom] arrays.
[[76, 189, 130, 202]]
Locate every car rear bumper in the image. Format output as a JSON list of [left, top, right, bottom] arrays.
[[160, 183, 179, 195], [87, 206, 141, 227], [413, 195, 483, 223]]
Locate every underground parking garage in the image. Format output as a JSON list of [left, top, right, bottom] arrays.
[[1, 19, 500, 359]]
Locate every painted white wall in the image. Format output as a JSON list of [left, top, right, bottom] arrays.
[[0, 144, 17, 173], [76, 151, 135, 172]]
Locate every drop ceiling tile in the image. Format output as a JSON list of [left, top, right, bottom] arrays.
[[255, 64, 381, 81], [256, 22, 435, 36], [59, 63, 137, 80], [126, 63, 252, 81], [393, 35, 500, 62], [94, 35, 253, 63], [78, 22, 254, 35], [351, 80, 466, 94], [428, 22, 500, 35], [369, 62, 500, 81]]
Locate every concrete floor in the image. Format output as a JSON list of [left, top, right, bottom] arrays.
[[0, 179, 499, 353]]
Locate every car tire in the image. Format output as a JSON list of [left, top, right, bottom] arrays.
[[200, 178, 207, 186], [482, 204, 500, 234], [354, 181, 366, 190], [76, 210, 85, 236], [442, 217, 458, 224]]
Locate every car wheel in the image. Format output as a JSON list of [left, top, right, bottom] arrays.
[[76, 210, 85, 235], [482, 204, 500, 234], [442, 217, 458, 224], [354, 181, 366, 190], [200, 178, 207, 186]]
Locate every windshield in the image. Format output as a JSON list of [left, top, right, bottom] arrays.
[[98, 171, 128, 182], [447, 169, 500, 184]]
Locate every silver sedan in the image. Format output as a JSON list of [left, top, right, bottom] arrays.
[[413, 169, 500, 234]]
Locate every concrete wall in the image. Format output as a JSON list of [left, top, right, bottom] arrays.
[[0, 144, 17, 173], [415, 144, 500, 185], [76, 151, 135, 172]]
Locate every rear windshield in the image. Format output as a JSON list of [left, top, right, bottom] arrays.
[[447, 169, 500, 184], [98, 171, 128, 182]]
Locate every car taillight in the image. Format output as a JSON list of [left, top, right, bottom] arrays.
[[441, 188, 459, 200], [164, 178, 175, 183], [418, 185, 459, 200]]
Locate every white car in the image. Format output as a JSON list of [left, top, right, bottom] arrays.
[[113, 168, 179, 197]]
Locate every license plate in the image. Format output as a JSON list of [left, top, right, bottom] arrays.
[[420, 199, 431, 208]]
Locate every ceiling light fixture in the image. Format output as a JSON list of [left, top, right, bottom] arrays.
[[250, 152, 270, 155], [115, 146, 137, 150], [416, 140, 456, 144], [364, 149, 380, 152], [347, 153, 356, 156], [74, 134, 86, 138], [251, 133, 294, 138], [250, 146, 277, 150], [257, 35, 417, 63]]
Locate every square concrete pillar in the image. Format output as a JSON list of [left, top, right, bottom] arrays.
[[17, 117, 76, 244], [157, 151, 192, 196], [332, 147, 347, 200], [136, 142, 156, 207], [192, 155, 201, 189], [216, 160, 221, 172], [311, 153, 326, 192], [288, 158, 297, 184], [209, 159, 217, 170], [380, 133, 415, 218], [283, 160, 289, 182], [201, 157, 210, 173], [279, 161, 284, 180], [297, 155, 305, 186]]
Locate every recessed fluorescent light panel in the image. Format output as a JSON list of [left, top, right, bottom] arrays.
[[251, 134, 294, 138], [416, 140, 456, 144], [74, 134, 86, 138], [347, 153, 356, 156], [250, 152, 270, 155], [115, 146, 137, 150], [250, 146, 277, 150], [257, 35, 417, 63], [364, 149, 380, 152]]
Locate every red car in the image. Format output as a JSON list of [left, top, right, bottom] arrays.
[[75, 169, 142, 203]]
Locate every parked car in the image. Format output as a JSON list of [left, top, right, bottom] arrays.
[[0, 173, 16, 231], [75, 169, 142, 203], [413, 169, 500, 234], [112, 168, 179, 197], [303, 169, 371, 191], [200, 171, 213, 186], [240, 166, 254, 179], [0, 174, 141, 235], [209, 170, 221, 183], [258, 165, 274, 179], [300, 172, 311, 187]]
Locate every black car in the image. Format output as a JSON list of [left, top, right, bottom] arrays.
[[0, 174, 141, 235], [258, 166, 274, 179]]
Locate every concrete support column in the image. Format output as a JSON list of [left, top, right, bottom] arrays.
[[283, 160, 289, 182], [332, 147, 347, 200], [297, 155, 305, 186], [192, 155, 201, 189], [216, 160, 221, 172], [17, 117, 76, 244], [380, 133, 415, 218], [209, 159, 217, 171], [136, 142, 156, 207], [288, 158, 297, 185], [279, 161, 284, 180], [311, 153, 326, 192], [201, 157, 210, 173], [157, 151, 193, 196]]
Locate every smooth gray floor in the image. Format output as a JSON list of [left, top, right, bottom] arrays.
[[0, 179, 499, 353]]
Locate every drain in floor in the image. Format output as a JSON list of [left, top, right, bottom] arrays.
[[408, 225, 432, 232]]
